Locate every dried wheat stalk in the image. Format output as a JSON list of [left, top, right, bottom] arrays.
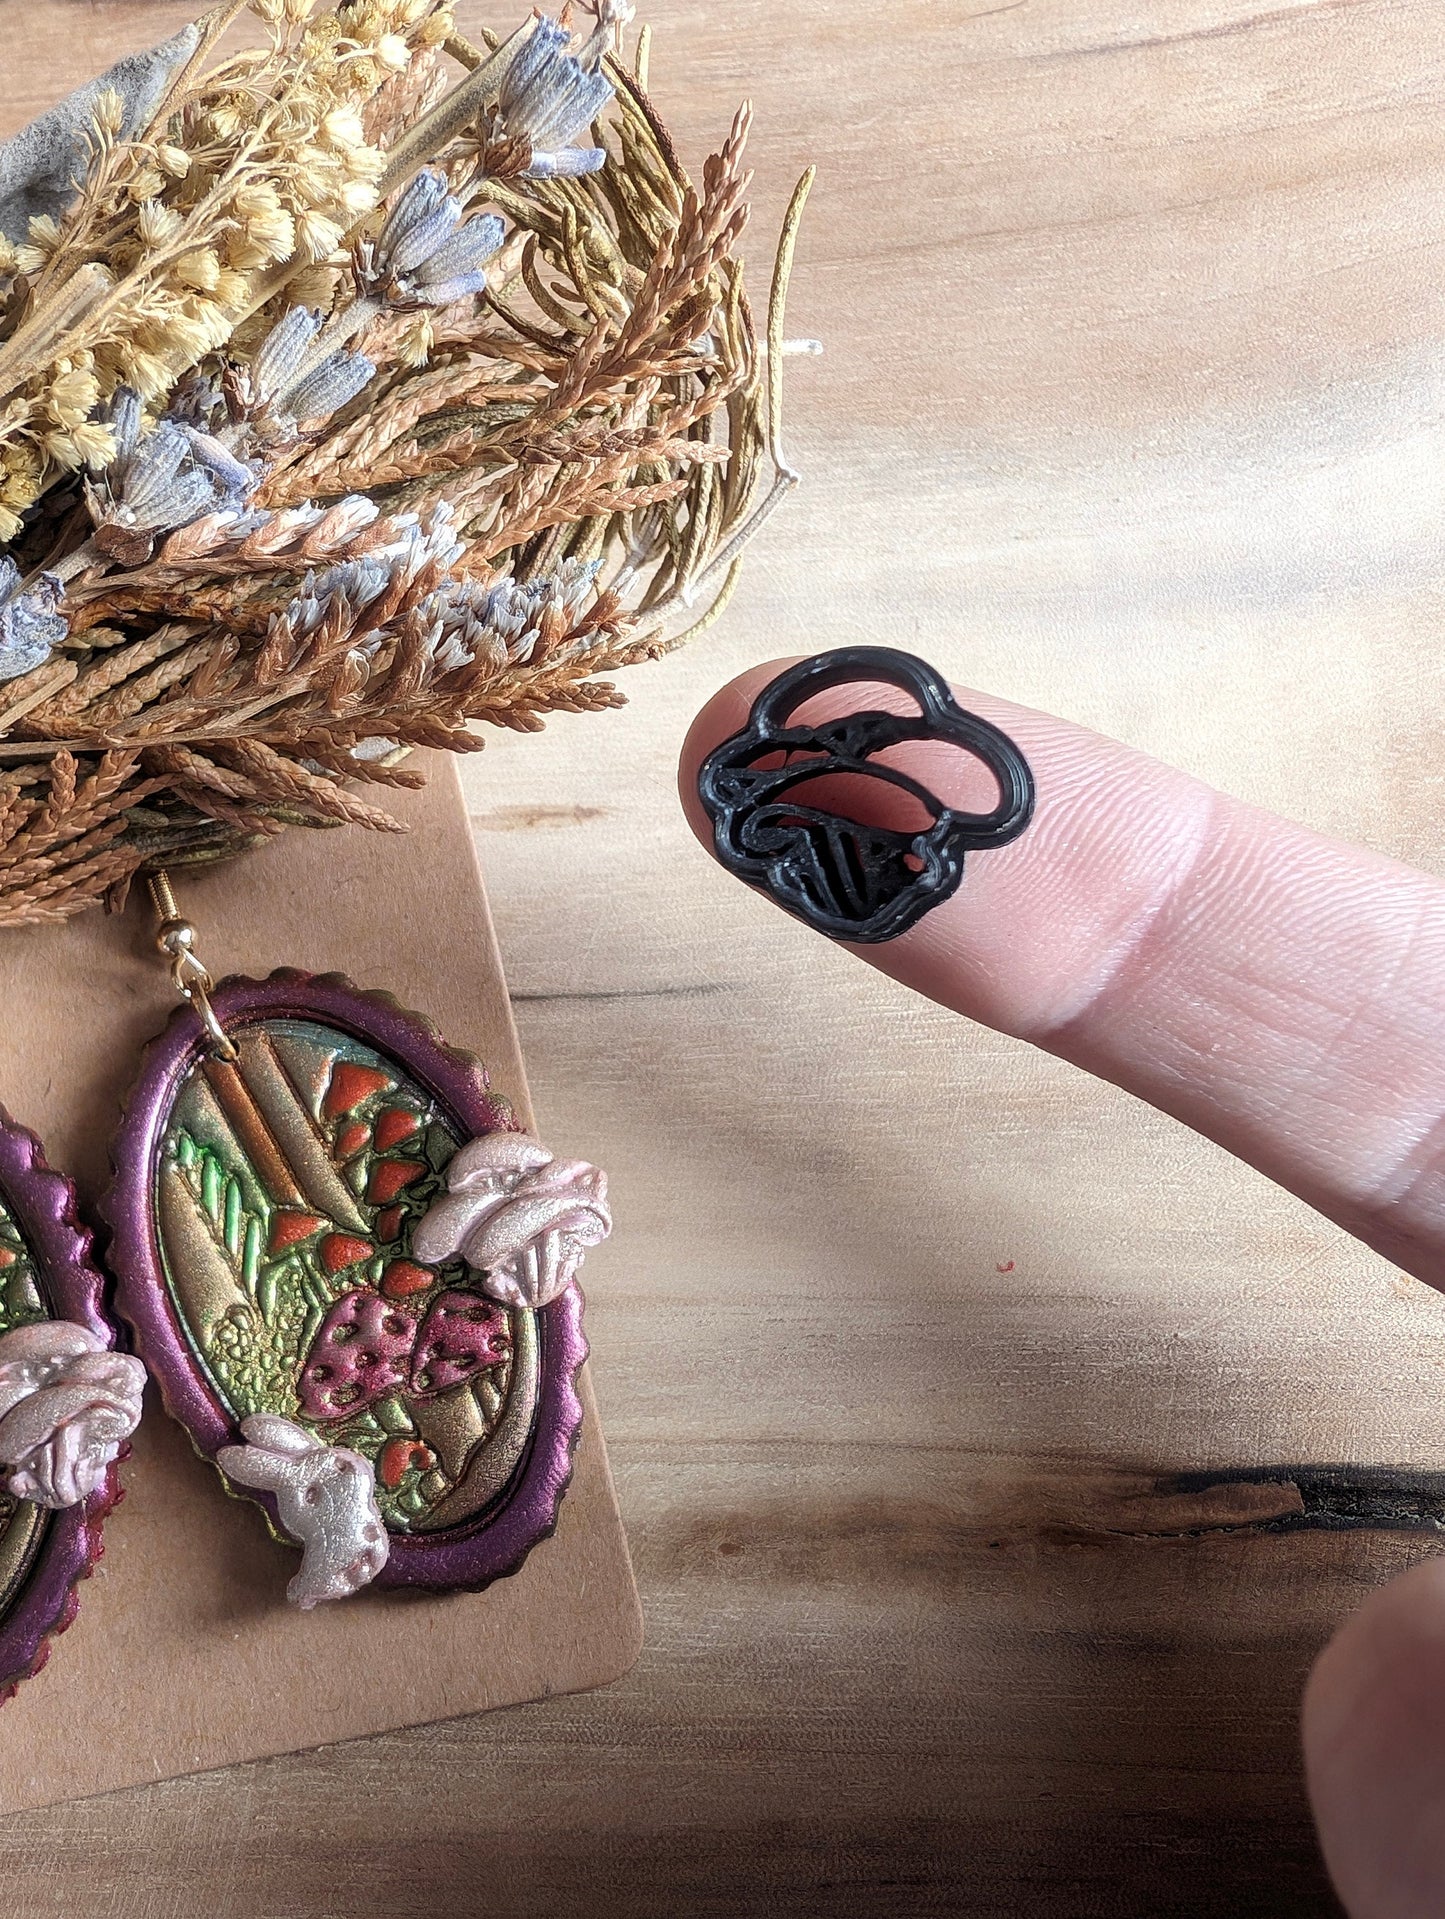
[[0, 0, 811, 924]]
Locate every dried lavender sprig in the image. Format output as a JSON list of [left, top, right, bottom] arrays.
[[63, 385, 260, 581], [266, 505, 467, 670], [360, 169, 506, 309], [271, 174, 506, 403], [249, 307, 320, 408], [0, 560, 65, 684], [182, 427, 254, 504], [239, 307, 377, 435], [475, 558, 603, 663], [270, 525, 598, 699], [497, 16, 612, 179], [282, 352, 376, 424], [95, 386, 253, 525]]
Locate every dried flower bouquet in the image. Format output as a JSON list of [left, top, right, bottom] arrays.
[[0, 0, 809, 925]]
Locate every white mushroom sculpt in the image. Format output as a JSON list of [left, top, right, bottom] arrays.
[[411, 1133, 612, 1310], [217, 1414, 388, 1608], [0, 1321, 145, 1509]]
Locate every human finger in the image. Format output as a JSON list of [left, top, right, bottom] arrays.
[[680, 663, 1445, 1285]]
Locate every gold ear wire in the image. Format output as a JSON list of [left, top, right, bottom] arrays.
[[147, 869, 238, 1062]]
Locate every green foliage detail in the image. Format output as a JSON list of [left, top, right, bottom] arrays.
[[0, 1200, 44, 1337], [210, 1289, 310, 1416], [172, 1129, 306, 1418], [375, 1394, 414, 1436], [242, 1214, 263, 1296], [200, 1151, 222, 1223]]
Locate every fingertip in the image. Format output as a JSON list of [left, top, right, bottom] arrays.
[[673, 655, 1163, 1027], [1304, 1556, 1445, 1917], [675, 654, 1106, 1026]]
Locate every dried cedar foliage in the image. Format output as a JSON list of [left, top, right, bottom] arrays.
[[0, 0, 808, 924]]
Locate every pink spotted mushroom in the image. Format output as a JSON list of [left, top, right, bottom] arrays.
[[411, 1133, 611, 1310], [410, 1291, 511, 1394], [297, 1289, 416, 1422], [296, 1286, 512, 1419]]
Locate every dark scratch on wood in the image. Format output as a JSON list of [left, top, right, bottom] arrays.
[[510, 983, 727, 1005], [1030, 0, 1374, 63], [470, 803, 608, 831], [1152, 1464, 1445, 1538]]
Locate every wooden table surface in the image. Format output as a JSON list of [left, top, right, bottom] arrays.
[[8, 1, 1445, 1912]]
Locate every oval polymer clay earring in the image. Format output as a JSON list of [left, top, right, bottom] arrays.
[[105, 899, 608, 1609], [0, 1113, 144, 1696]]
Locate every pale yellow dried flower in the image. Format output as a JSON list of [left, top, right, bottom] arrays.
[[209, 103, 246, 141], [45, 427, 92, 471], [321, 104, 366, 147], [229, 183, 296, 269], [233, 182, 288, 228], [393, 311, 433, 367], [117, 347, 175, 401], [44, 412, 116, 470], [0, 446, 42, 509], [71, 420, 116, 466], [417, 8, 454, 47], [212, 267, 253, 311], [127, 166, 166, 204], [160, 302, 231, 357], [138, 201, 183, 247], [227, 229, 285, 271], [343, 143, 386, 182], [290, 150, 343, 200], [295, 210, 344, 262], [285, 265, 341, 308], [337, 178, 380, 217], [24, 215, 63, 259], [156, 145, 192, 180], [176, 250, 223, 293], [300, 14, 343, 58], [92, 88, 125, 140], [46, 363, 101, 430]]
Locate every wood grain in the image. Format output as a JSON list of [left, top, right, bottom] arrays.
[[6, 0, 1445, 1910]]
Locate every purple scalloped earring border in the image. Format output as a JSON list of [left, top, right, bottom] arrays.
[[101, 970, 589, 1595], [0, 1111, 126, 1696]]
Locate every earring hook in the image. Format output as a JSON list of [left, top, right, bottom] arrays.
[[146, 870, 239, 1063]]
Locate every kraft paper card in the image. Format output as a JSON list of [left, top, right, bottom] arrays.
[[0, 756, 642, 1812]]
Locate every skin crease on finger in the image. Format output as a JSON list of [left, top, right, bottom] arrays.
[[678, 663, 1445, 1290]]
